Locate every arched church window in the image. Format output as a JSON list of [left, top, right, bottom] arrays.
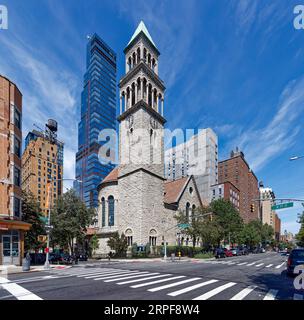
[[101, 197, 106, 227], [125, 228, 133, 246], [192, 204, 196, 222], [149, 229, 157, 246], [108, 196, 115, 226], [186, 202, 190, 222]]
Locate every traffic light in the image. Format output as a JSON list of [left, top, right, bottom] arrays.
[[250, 204, 255, 212]]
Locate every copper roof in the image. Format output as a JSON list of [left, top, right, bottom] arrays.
[[164, 177, 189, 204]]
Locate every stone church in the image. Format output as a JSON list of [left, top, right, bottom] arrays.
[[95, 21, 202, 254]]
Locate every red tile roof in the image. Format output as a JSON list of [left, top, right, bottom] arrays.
[[164, 177, 189, 204], [102, 167, 119, 183]]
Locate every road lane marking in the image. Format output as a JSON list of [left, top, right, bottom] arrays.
[[255, 263, 264, 267], [237, 262, 248, 266], [275, 262, 285, 269], [192, 282, 237, 300], [263, 289, 278, 300], [93, 271, 150, 281], [104, 273, 160, 282], [0, 277, 42, 300], [246, 262, 256, 266], [227, 262, 236, 265], [167, 279, 219, 297], [117, 274, 172, 285], [266, 264, 273, 268], [148, 278, 201, 292], [230, 286, 257, 300], [131, 276, 186, 288], [293, 294, 303, 300]]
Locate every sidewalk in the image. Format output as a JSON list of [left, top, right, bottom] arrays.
[[0, 264, 71, 275]]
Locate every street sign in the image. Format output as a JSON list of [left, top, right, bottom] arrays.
[[39, 217, 49, 224], [271, 202, 294, 210], [177, 223, 190, 229]]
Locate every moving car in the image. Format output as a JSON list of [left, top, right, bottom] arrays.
[[287, 249, 304, 276]]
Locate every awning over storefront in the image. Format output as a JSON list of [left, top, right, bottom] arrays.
[[0, 219, 31, 231]]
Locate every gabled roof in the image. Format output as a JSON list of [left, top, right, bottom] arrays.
[[102, 167, 118, 184], [127, 20, 157, 48], [164, 177, 190, 204]]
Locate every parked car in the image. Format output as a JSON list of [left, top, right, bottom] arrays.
[[237, 247, 249, 255], [231, 248, 241, 256], [287, 249, 304, 276], [224, 248, 233, 257], [77, 253, 88, 261], [214, 248, 226, 259]]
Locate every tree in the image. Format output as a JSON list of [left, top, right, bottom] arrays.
[[199, 219, 223, 250], [21, 191, 46, 251], [175, 206, 211, 248], [89, 233, 100, 257], [239, 221, 261, 248], [296, 211, 304, 247], [107, 232, 128, 258], [50, 189, 96, 254], [210, 199, 244, 245]]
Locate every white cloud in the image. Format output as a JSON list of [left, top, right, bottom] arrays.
[[0, 34, 79, 184], [228, 76, 304, 172]]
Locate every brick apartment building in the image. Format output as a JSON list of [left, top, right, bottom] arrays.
[[0, 75, 30, 266], [22, 129, 64, 216], [210, 181, 240, 211], [274, 213, 281, 242], [218, 148, 260, 223]]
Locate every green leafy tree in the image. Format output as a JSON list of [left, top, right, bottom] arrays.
[[296, 211, 304, 247], [210, 199, 244, 245], [107, 232, 128, 258], [199, 219, 223, 250], [175, 206, 211, 248], [239, 222, 261, 248], [50, 189, 96, 254], [89, 233, 100, 256], [21, 191, 46, 251]]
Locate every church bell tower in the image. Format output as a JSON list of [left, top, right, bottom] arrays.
[[118, 21, 166, 179]]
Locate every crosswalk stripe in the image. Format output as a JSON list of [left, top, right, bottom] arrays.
[[230, 286, 257, 300], [227, 262, 236, 265], [148, 278, 201, 292], [246, 262, 256, 266], [266, 264, 273, 268], [104, 273, 159, 282], [293, 294, 303, 300], [237, 262, 247, 266], [275, 262, 285, 269], [117, 274, 172, 285], [167, 279, 219, 297], [93, 271, 149, 281], [263, 289, 278, 300], [76, 270, 124, 277], [81, 270, 135, 278], [131, 276, 186, 288], [192, 282, 237, 300], [255, 263, 264, 267], [0, 277, 42, 300]]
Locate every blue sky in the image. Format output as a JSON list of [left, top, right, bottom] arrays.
[[0, 0, 303, 234]]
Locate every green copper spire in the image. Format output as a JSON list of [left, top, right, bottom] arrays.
[[127, 20, 157, 49]]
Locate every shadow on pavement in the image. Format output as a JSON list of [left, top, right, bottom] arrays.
[[247, 269, 303, 300]]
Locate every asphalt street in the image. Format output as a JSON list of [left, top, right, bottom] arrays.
[[0, 252, 302, 300]]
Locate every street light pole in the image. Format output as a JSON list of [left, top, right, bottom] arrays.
[[289, 155, 304, 161]]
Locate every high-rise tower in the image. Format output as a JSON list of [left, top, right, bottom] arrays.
[[75, 34, 117, 207]]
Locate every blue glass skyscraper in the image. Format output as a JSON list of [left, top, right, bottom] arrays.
[[75, 34, 117, 207]]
